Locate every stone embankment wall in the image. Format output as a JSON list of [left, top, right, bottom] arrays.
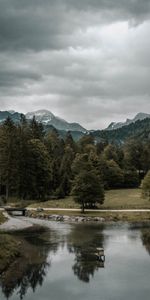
[[26, 210, 105, 223]]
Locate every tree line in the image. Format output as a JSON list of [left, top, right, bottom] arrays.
[[0, 116, 150, 209], [92, 117, 150, 143]]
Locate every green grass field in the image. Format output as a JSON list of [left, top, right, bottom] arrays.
[[28, 188, 150, 210], [1, 189, 150, 223], [102, 189, 150, 209]]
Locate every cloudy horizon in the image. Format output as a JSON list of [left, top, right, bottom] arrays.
[[0, 0, 150, 130]]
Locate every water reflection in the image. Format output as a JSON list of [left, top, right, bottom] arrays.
[[0, 222, 150, 300], [0, 228, 59, 300], [67, 224, 105, 282], [141, 229, 150, 255]]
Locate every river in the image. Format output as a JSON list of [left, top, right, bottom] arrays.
[[0, 219, 150, 300]]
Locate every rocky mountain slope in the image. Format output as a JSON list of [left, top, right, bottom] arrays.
[[92, 117, 150, 143], [26, 110, 86, 132], [106, 113, 150, 130], [0, 109, 86, 132], [0, 110, 150, 143]]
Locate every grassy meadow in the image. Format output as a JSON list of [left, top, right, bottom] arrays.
[[28, 188, 150, 210]]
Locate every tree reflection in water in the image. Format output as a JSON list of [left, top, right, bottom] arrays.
[[0, 223, 106, 298], [0, 228, 59, 300], [141, 228, 150, 255], [67, 223, 105, 282]]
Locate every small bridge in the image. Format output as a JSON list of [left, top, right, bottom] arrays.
[[5, 207, 27, 216]]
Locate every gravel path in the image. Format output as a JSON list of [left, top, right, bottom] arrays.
[[27, 208, 150, 212]]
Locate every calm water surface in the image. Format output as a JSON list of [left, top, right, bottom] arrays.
[[0, 220, 150, 300]]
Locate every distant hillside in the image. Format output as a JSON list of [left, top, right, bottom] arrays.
[[0, 111, 22, 123], [91, 117, 150, 143], [106, 112, 150, 130], [56, 117, 150, 143], [44, 125, 85, 142]]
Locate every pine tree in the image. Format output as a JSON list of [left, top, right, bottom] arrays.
[[27, 139, 52, 199], [30, 116, 44, 140], [0, 118, 18, 199]]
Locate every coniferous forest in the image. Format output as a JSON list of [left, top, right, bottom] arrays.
[[0, 116, 150, 206]]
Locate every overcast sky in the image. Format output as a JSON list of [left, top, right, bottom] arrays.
[[0, 0, 150, 129]]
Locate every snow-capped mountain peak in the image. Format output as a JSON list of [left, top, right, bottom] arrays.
[[26, 109, 54, 119], [106, 112, 150, 130], [25, 110, 86, 132]]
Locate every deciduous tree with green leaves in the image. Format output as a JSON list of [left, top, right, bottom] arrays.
[[71, 170, 104, 213]]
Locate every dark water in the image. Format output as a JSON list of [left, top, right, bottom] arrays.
[[0, 220, 150, 300]]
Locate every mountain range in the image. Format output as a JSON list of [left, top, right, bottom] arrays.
[[106, 113, 150, 130], [0, 109, 150, 142], [0, 109, 86, 133], [91, 117, 150, 144]]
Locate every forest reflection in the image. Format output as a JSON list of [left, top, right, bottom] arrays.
[[141, 228, 150, 255], [2, 223, 149, 299], [67, 224, 105, 282], [0, 223, 106, 299], [0, 228, 59, 299]]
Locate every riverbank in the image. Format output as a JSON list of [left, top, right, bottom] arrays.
[[0, 208, 150, 232], [0, 212, 33, 231], [0, 211, 149, 276], [26, 209, 150, 223], [0, 225, 48, 275], [0, 234, 22, 274], [0, 212, 7, 225]]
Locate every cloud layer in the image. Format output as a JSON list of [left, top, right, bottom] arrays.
[[0, 0, 150, 129]]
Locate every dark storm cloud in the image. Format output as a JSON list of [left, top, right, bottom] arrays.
[[0, 70, 41, 87], [0, 0, 150, 129], [0, 0, 150, 51]]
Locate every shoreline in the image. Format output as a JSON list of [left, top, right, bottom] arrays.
[[0, 212, 33, 231], [0, 212, 150, 273], [26, 209, 150, 224], [0, 208, 150, 232]]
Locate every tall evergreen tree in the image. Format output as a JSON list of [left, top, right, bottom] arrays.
[[58, 146, 75, 197], [27, 139, 52, 199], [30, 116, 44, 140], [0, 118, 18, 199]]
